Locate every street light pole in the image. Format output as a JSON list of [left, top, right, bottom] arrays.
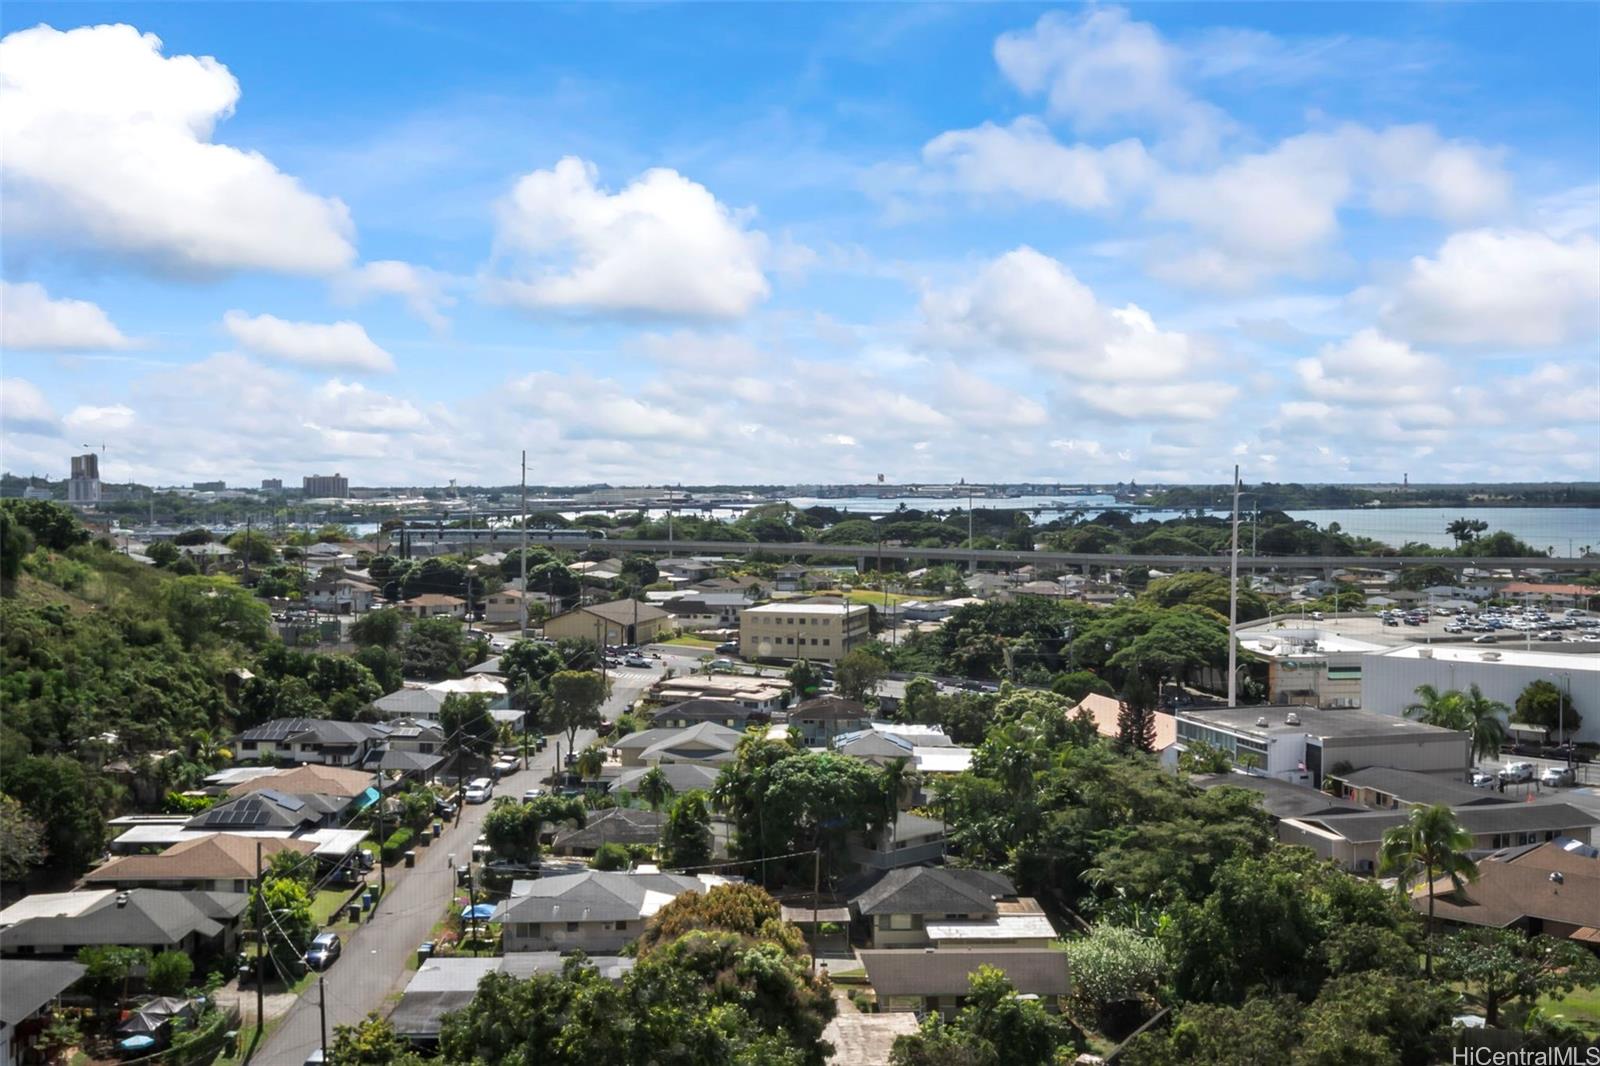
[[520, 450, 528, 636], [1228, 466, 1241, 709], [318, 975, 329, 1065]]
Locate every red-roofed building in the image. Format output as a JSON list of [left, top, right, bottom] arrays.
[[1074, 693, 1179, 768], [1498, 583, 1595, 609]]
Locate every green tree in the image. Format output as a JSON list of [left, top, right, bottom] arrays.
[[834, 648, 887, 703], [1514, 679, 1582, 736], [400, 615, 468, 680], [0, 755, 108, 873], [1063, 925, 1167, 1034], [637, 766, 675, 812], [330, 1013, 429, 1066], [1141, 571, 1269, 622], [878, 756, 920, 847], [786, 659, 825, 702], [351, 608, 405, 648], [160, 576, 271, 649], [661, 790, 714, 870], [1294, 973, 1454, 1065], [255, 875, 315, 980], [1178, 740, 1235, 775], [173, 528, 213, 546], [225, 529, 278, 566], [355, 644, 404, 693], [891, 966, 1072, 1066], [1, 509, 36, 583], [1, 500, 89, 551], [483, 795, 585, 864], [1438, 928, 1600, 1028], [1115, 697, 1157, 754], [1378, 804, 1478, 980], [901, 676, 937, 722], [1122, 997, 1302, 1066], [145, 539, 180, 568], [574, 744, 606, 781], [549, 670, 607, 754], [76, 945, 151, 1008], [0, 793, 47, 879], [1446, 517, 1490, 547], [592, 842, 631, 870], [1050, 670, 1115, 702], [146, 949, 194, 995], [440, 693, 497, 777]]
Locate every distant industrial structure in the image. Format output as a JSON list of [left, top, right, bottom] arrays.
[[67, 453, 101, 506], [302, 473, 349, 499], [261, 478, 283, 491], [193, 480, 226, 492]]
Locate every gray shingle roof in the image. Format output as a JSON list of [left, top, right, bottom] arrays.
[[611, 764, 721, 795], [551, 808, 666, 851], [650, 699, 762, 724], [1192, 773, 1366, 820], [238, 718, 388, 745], [1337, 767, 1511, 808], [793, 696, 870, 721], [492, 871, 704, 924], [853, 867, 1015, 916], [859, 948, 1069, 998], [0, 890, 223, 950], [185, 791, 327, 830], [639, 722, 744, 763], [0, 960, 85, 1026]]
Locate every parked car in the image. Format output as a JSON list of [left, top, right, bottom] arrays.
[[708, 658, 736, 672], [715, 642, 740, 654], [433, 798, 458, 820], [522, 787, 544, 801], [1498, 762, 1535, 784], [1472, 634, 1496, 644], [1540, 766, 1576, 788], [305, 932, 342, 970], [464, 777, 494, 803], [1469, 770, 1497, 789], [624, 655, 650, 668]]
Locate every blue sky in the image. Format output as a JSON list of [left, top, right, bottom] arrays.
[[1, 3, 1596, 488]]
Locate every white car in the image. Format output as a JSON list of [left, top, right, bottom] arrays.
[[1498, 762, 1534, 784], [464, 777, 494, 803], [1539, 766, 1576, 788], [522, 787, 544, 802], [1469, 770, 1497, 789]]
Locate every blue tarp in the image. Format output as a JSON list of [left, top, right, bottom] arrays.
[[352, 786, 381, 811], [118, 1035, 158, 1051], [461, 904, 496, 920]]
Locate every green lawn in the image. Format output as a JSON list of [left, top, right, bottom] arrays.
[[842, 589, 920, 605], [310, 888, 353, 927], [1538, 985, 1600, 1033], [663, 635, 719, 648]]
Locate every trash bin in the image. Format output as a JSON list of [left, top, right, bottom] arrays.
[[419, 829, 431, 846], [417, 941, 434, 965], [363, 888, 377, 908], [348, 904, 363, 923], [404, 849, 416, 868]]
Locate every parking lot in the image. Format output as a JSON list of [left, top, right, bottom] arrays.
[[1286, 610, 1600, 649]]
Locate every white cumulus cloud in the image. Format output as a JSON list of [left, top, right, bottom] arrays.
[[921, 118, 1153, 209], [1377, 229, 1600, 348], [490, 156, 771, 319], [0, 23, 354, 275], [0, 281, 131, 351], [337, 261, 455, 331], [0, 377, 60, 435], [223, 311, 395, 373]]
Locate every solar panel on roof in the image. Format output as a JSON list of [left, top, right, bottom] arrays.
[[256, 790, 305, 811]]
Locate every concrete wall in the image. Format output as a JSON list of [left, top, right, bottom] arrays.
[[1362, 654, 1599, 745], [1320, 733, 1472, 775], [504, 919, 639, 954]]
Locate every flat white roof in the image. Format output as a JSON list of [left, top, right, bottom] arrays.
[[0, 889, 114, 927], [914, 747, 974, 774], [299, 828, 369, 857], [743, 603, 863, 615], [112, 826, 294, 848], [925, 914, 1056, 941], [1371, 645, 1600, 671], [1240, 630, 1389, 656]]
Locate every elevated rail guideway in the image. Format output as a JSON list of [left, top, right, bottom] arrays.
[[395, 527, 1598, 574]]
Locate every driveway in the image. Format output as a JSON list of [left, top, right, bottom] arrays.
[[255, 664, 661, 1064]]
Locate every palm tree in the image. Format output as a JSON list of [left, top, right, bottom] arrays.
[[1378, 803, 1478, 980], [574, 744, 606, 782], [1405, 684, 1466, 729], [878, 756, 921, 848], [1458, 683, 1509, 762], [637, 767, 675, 813]]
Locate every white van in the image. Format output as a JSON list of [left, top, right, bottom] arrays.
[[464, 777, 494, 803]]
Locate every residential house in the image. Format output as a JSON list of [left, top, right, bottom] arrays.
[[610, 722, 744, 769], [550, 809, 667, 857], [655, 558, 717, 583], [301, 542, 357, 571], [773, 564, 809, 592], [1074, 694, 1180, 768], [1419, 839, 1600, 943], [790, 696, 872, 747], [1498, 583, 1594, 609], [659, 593, 757, 631], [484, 588, 559, 626], [610, 763, 720, 799], [739, 603, 870, 664], [0, 889, 244, 959], [1004, 580, 1071, 602], [543, 600, 671, 646], [392, 955, 635, 1047], [1191, 773, 1367, 822], [369, 687, 450, 721], [395, 594, 466, 620], [1, 960, 85, 1066], [234, 719, 391, 768], [306, 576, 378, 615], [184, 790, 347, 834], [851, 867, 1022, 949], [830, 729, 975, 787], [569, 560, 622, 586], [649, 699, 767, 731], [1279, 802, 1598, 873], [859, 948, 1069, 1018], [227, 763, 376, 800], [83, 835, 316, 893], [848, 812, 949, 871], [493, 870, 708, 953]]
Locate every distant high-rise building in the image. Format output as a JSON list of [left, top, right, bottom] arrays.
[[193, 480, 226, 492], [261, 478, 283, 491], [303, 473, 350, 499], [67, 453, 101, 506]]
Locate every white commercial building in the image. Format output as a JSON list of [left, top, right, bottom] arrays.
[[1238, 627, 1389, 709], [1362, 645, 1600, 745], [739, 602, 870, 663]]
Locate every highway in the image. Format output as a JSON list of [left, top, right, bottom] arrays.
[[399, 531, 1599, 573]]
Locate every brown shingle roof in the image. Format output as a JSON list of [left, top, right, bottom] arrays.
[[84, 834, 315, 884], [228, 764, 374, 799], [576, 599, 669, 625], [1421, 842, 1600, 931]]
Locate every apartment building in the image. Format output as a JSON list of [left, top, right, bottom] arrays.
[[302, 473, 350, 498], [739, 602, 869, 663]]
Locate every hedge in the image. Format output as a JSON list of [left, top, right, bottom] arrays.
[[381, 828, 415, 864]]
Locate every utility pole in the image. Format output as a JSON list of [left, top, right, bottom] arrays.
[[810, 847, 820, 979], [967, 486, 975, 574], [374, 767, 386, 899], [254, 842, 265, 1032], [243, 513, 253, 584], [318, 975, 329, 1065], [1227, 466, 1241, 709], [520, 450, 528, 636]]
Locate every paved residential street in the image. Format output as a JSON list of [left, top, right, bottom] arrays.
[[255, 663, 659, 1064]]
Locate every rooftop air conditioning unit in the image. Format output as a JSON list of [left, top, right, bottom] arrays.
[[1285, 712, 1301, 726], [1481, 651, 1502, 662], [1256, 717, 1269, 727], [1418, 648, 1434, 659]]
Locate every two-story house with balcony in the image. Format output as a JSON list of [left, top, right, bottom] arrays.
[[493, 871, 707, 954], [851, 867, 1051, 950]]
